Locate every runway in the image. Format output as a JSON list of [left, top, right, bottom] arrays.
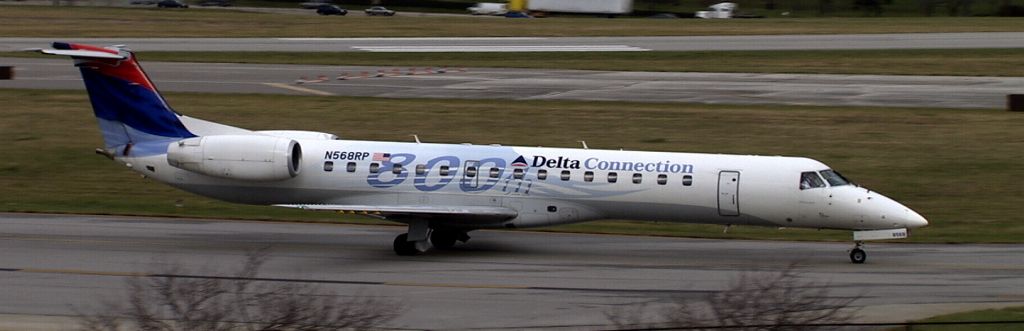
[[1, 213, 1022, 330], [3, 33, 1024, 52], [3, 57, 1019, 108]]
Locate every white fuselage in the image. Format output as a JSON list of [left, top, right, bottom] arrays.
[[120, 138, 928, 231]]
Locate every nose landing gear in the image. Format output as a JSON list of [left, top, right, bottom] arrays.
[[849, 241, 866, 264]]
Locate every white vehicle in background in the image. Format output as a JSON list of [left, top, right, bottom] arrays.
[[526, 0, 633, 14], [696, 2, 736, 18], [468, 2, 507, 15]]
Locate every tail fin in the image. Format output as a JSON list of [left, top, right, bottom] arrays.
[[40, 42, 195, 154]]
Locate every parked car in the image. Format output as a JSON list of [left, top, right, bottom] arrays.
[[299, 0, 331, 9], [467, 2, 507, 15], [364, 6, 395, 16], [316, 4, 347, 15], [198, 0, 231, 6], [157, 0, 188, 8]]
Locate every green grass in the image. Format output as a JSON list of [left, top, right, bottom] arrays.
[[66, 49, 1024, 76], [890, 306, 1024, 331], [1, 6, 1023, 37], [1, 89, 1023, 243]]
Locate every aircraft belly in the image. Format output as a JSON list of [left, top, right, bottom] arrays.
[[592, 200, 777, 227]]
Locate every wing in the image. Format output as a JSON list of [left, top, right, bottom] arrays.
[[275, 204, 518, 224]]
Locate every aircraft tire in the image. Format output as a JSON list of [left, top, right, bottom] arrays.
[[850, 248, 867, 264], [430, 230, 458, 249], [393, 233, 419, 256]]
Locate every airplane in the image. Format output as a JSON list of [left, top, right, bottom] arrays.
[[36, 42, 928, 263]]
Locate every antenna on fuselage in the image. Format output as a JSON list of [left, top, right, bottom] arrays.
[[578, 140, 589, 149], [411, 134, 421, 144]]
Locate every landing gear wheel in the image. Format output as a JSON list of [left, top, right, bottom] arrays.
[[393, 233, 419, 256], [850, 248, 867, 264], [430, 230, 458, 249]]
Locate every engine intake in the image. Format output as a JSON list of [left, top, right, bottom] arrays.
[[167, 135, 301, 181]]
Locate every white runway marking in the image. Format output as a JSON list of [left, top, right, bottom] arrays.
[[261, 82, 334, 96], [352, 45, 650, 52]]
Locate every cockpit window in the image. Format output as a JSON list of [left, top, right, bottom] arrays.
[[819, 170, 851, 187], [800, 171, 826, 190]]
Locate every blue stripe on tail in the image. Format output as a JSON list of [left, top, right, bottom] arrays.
[[80, 69, 194, 139], [74, 55, 195, 152]]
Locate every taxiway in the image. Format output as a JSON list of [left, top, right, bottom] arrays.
[[2, 57, 1019, 108]]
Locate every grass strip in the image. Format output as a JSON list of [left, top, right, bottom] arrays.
[[888, 306, 1024, 331], [121, 49, 1024, 77], [7, 48, 1024, 76], [1, 89, 1022, 243], [1, 7, 1023, 37]]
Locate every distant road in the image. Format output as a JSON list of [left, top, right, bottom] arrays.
[[3, 32, 1024, 52]]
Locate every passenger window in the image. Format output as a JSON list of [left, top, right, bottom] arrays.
[[369, 163, 380, 173], [490, 167, 500, 178], [323, 161, 333, 172], [560, 170, 571, 181], [682, 175, 693, 186], [608, 172, 618, 183], [347, 162, 357, 173], [466, 166, 477, 178], [633, 173, 642, 184], [584, 171, 594, 182], [416, 164, 426, 175], [800, 171, 827, 190], [392, 164, 403, 174], [538, 169, 548, 180], [513, 168, 524, 179], [657, 174, 668, 185], [440, 165, 450, 176]]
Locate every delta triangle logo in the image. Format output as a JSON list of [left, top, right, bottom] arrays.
[[511, 155, 528, 167]]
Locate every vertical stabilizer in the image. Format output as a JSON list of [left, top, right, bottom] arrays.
[[42, 42, 195, 155]]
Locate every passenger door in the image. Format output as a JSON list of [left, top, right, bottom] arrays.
[[718, 171, 740, 216]]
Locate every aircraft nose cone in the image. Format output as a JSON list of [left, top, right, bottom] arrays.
[[905, 208, 929, 228]]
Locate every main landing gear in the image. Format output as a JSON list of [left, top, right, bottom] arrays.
[[392, 220, 471, 256], [849, 241, 866, 264]]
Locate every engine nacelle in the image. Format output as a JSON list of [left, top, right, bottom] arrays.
[[167, 135, 301, 181]]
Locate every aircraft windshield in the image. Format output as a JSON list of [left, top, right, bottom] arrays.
[[819, 169, 851, 187], [800, 171, 826, 190]]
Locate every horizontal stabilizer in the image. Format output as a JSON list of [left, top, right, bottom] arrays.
[[276, 204, 518, 224], [38, 49, 126, 60]]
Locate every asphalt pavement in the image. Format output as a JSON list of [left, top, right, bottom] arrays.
[[1, 213, 1021, 330], [2, 57, 1019, 108]]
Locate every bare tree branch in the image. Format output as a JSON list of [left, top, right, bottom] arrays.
[[77, 249, 401, 331], [608, 262, 860, 330]]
